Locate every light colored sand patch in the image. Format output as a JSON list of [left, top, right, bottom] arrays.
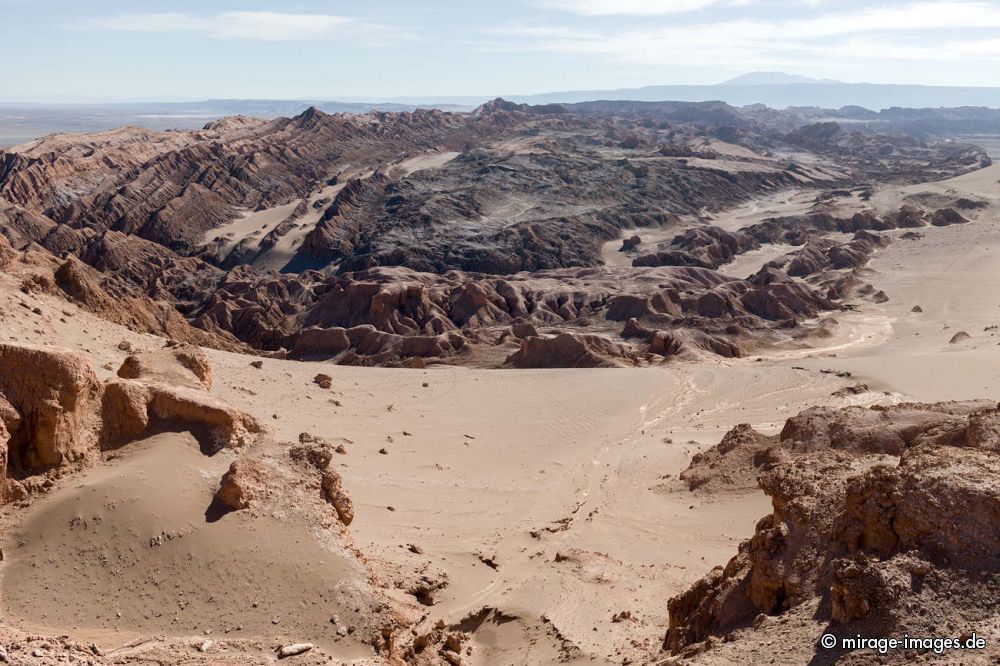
[[709, 188, 820, 231], [202, 199, 302, 256], [601, 185, 826, 265], [870, 163, 1000, 212], [488, 136, 553, 155], [717, 242, 797, 278], [392, 150, 460, 177], [601, 241, 639, 267], [251, 181, 347, 272], [704, 139, 769, 160], [684, 157, 784, 173]]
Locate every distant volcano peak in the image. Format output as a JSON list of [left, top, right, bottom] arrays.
[[721, 71, 842, 86]]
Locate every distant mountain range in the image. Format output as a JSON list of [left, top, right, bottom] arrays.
[[505, 73, 1000, 110], [335, 72, 1000, 111], [4, 72, 1000, 147]]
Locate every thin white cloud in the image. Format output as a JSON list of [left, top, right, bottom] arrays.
[[75, 11, 397, 42], [495, 2, 1000, 69], [539, 0, 727, 15]]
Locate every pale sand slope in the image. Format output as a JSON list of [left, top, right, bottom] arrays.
[[203, 199, 303, 256], [389, 150, 460, 178], [794, 165, 1000, 400], [716, 242, 797, 279], [1, 433, 378, 661], [251, 181, 347, 272], [0, 164, 997, 663]]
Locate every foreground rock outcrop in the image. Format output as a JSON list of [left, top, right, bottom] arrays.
[[667, 401, 1000, 664], [0, 342, 262, 503], [0, 344, 102, 473], [116, 342, 213, 389], [505, 331, 639, 368], [214, 433, 355, 527]]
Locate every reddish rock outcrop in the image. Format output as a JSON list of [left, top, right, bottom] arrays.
[[505, 332, 639, 368], [679, 424, 778, 492], [289, 438, 355, 526], [215, 458, 271, 510], [196, 264, 837, 365], [0, 342, 262, 504], [209, 431, 355, 527], [666, 402, 1000, 663], [322, 468, 355, 527], [930, 207, 969, 226], [622, 318, 742, 359], [117, 343, 213, 390], [0, 343, 102, 470]]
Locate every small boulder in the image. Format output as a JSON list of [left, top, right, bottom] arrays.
[[215, 458, 270, 510], [277, 643, 314, 658], [510, 322, 539, 339], [322, 468, 354, 526], [620, 235, 642, 252], [117, 344, 212, 390]]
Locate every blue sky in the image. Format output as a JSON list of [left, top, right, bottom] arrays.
[[3, 0, 1000, 101]]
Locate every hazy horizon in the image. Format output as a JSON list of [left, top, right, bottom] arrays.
[[4, 0, 1000, 103], [7, 71, 1000, 106]]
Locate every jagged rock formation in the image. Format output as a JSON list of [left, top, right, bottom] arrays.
[[301, 144, 805, 274], [192, 264, 838, 366], [634, 206, 964, 272], [214, 457, 270, 510], [213, 438, 355, 527], [0, 344, 103, 474], [666, 401, 1000, 663], [782, 121, 990, 181], [505, 332, 639, 368], [622, 317, 741, 358], [1, 109, 474, 253]]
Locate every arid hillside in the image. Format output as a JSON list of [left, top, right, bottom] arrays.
[[0, 100, 990, 368]]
